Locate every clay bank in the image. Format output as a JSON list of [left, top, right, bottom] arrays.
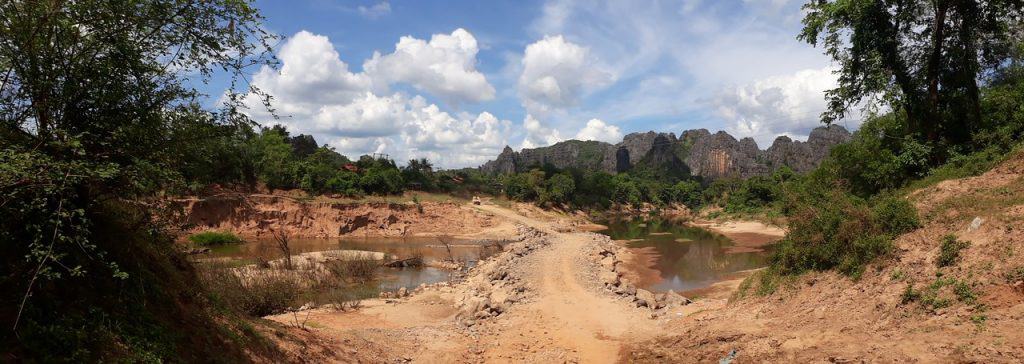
[[171, 194, 513, 239]]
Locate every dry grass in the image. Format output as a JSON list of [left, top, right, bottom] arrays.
[[199, 253, 382, 316], [199, 263, 302, 317]]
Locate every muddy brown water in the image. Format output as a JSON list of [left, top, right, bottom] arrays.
[[206, 236, 493, 297], [598, 218, 776, 294]]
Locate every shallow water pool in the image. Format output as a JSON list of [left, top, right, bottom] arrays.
[[598, 218, 774, 293]]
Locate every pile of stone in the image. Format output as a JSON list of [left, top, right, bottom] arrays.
[[453, 225, 551, 327], [590, 235, 691, 310]]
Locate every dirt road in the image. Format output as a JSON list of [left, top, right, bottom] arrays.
[[466, 205, 662, 362]]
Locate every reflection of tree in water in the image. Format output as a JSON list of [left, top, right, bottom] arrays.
[[600, 218, 770, 291]]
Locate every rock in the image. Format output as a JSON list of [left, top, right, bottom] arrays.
[[479, 140, 617, 174], [600, 256, 617, 270], [599, 270, 620, 287], [764, 125, 851, 174], [460, 296, 491, 320], [663, 290, 691, 306], [968, 217, 984, 231], [635, 289, 656, 308], [478, 126, 849, 181], [653, 293, 667, 309], [398, 287, 408, 298], [619, 281, 637, 296]]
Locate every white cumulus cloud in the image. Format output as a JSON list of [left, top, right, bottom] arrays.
[[365, 28, 495, 104], [575, 118, 622, 143], [518, 35, 612, 115], [250, 31, 374, 109], [240, 30, 509, 168], [521, 114, 564, 149], [710, 66, 856, 146]]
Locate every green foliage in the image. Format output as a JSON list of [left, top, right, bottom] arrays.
[[669, 180, 702, 209], [871, 196, 921, 236], [1005, 266, 1024, 283], [799, 0, 1023, 147], [769, 182, 901, 278], [902, 278, 979, 312], [402, 158, 438, 191], [0, 0, 282, 360], [814, 114, 933, 197], [541, 173, 576, 206], [188, 231, 244, 246], [937, 235, 970, 268], [251, 128, 299, 189]]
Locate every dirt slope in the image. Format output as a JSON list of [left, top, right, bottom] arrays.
[[621, 153, 1024, 362]]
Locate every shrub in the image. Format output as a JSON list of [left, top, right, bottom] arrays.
[[199, 265, 301, 317], [188, 231, 243, 246], [1005, 266, 1024, 283], [871, 196, 921, 236], [901, 284, 921, 304], [769, 185, 893, 277], [323, 257, 379, 283], [937, 235, 969, 267], [904, 278, 979, 312]]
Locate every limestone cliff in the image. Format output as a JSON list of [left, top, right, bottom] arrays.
[[478, 125, 851, 180]]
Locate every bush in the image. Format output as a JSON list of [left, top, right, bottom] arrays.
[[188, 231, 244, 246], [199, 266, 301, 317], [769, 183, 894, 278], [871, 196, 921, 236], [323, 257, 379, 283], [937, 235, 969, 267], [1005, 266, 1024, 283]]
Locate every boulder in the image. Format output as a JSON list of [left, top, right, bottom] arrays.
[[635, 289, 656, 308], [398, 287, 408, 298], [663, 290, 691, 306]]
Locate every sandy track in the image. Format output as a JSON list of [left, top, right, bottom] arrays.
[[469, 205, 659, 363]]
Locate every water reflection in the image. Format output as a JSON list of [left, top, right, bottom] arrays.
[[205, 236, 488, 294], [598, 218, 772, 292]]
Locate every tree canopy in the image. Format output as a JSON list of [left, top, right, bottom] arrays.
[[800, 0, 1023, 148]]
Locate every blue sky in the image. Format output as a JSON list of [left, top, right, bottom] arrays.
[[212, 0, 856, 168]]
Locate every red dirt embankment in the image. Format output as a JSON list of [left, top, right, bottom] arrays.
[[171, 194, 509, 239], [621, 152, 1024, 362]]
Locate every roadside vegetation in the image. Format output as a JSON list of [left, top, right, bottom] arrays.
[[735, 0, 1024, 295]]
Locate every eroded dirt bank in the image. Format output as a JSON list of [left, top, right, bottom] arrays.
[[172, 194, 513, 238], [621, 154, 1024, 362]]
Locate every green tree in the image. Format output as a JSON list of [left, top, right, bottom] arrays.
[[544, 173, 576, 205], [670, 180, 703, 208], [402, 158, 438, 191], [0, 0, 276, 360], [250, 127, 297, 189], [800, 0, 1024, 146]]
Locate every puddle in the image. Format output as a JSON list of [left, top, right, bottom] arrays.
[[597, 218, 774, 293], [203, 236, 493, 296]]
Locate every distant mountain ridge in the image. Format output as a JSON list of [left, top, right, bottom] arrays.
[[478, 125, 851, 180]]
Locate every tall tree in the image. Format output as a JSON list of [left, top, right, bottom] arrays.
[[0, 0, 276, 359], [799, 0, 1023, 147]]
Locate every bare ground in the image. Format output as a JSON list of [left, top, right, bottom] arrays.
[[256, 152, 1024, 363], [621, 153, 1024, 363], [262, 203, 682, 363]]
